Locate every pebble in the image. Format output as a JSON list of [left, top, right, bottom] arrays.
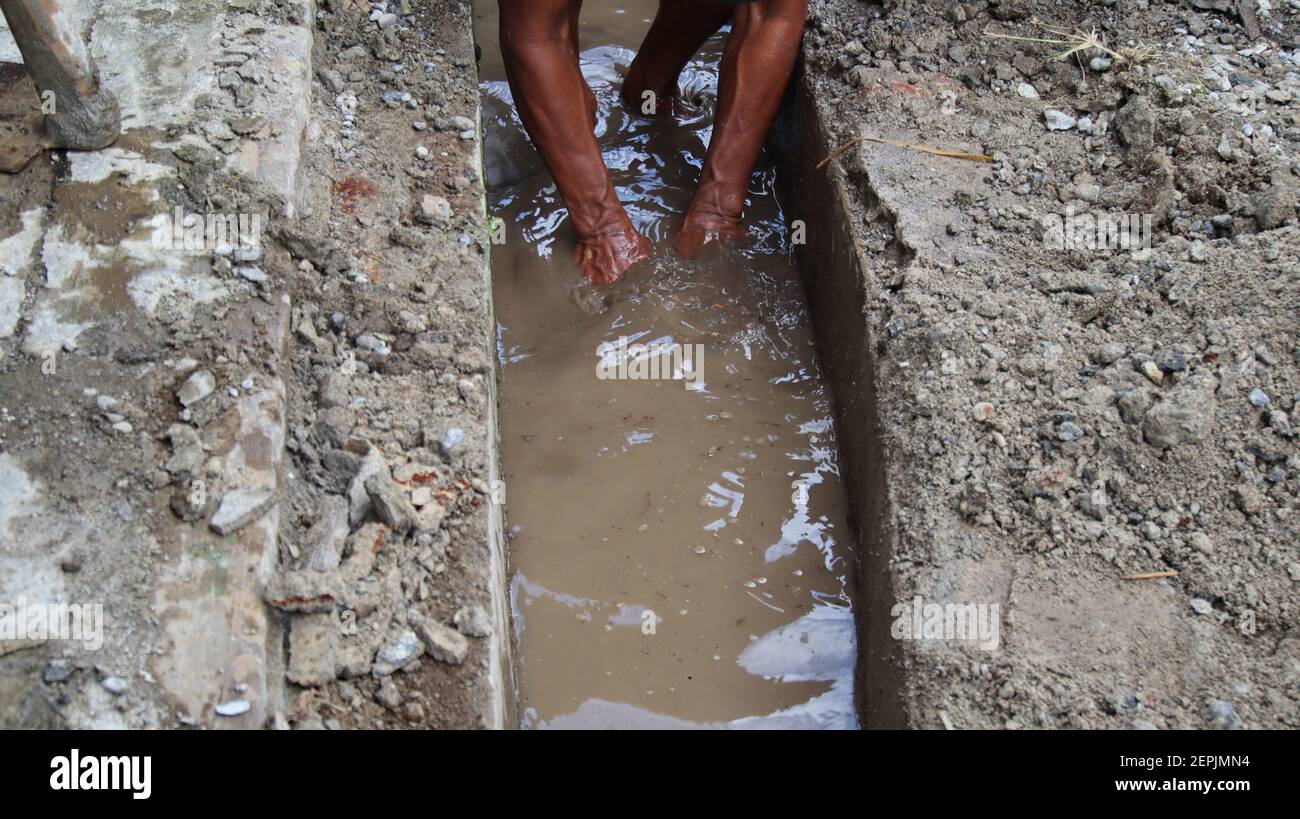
[[1044, 109, 1077, 131], [1140, 360, 1164, 385], [454, 605, 493, 638], [1057, 421, 1085, 442], [417, 620, 469, 665], [101, 676, 128, 695], [373, 630, 424, 675], [439, 427, 465, 457], [209, 488, 276, 535], [177, 369, 216, 407], [215, 699, 251, 717], [1248, 388, 1270, 407]]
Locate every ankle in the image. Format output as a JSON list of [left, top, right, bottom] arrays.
[[687, 179, 746, 222]]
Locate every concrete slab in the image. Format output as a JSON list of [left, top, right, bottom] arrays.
[[0, 0, 312, 728]]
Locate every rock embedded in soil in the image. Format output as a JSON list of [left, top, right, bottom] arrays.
[[287, 612, 339, 687], [164, 424, 205, 476], [417, 620, 468, 665], [210, 488, 277, 535], [264, 570, 344, 613], [364, 473, 417, 533], [1141, 379, 1217, 449], [454, 605, 493, 638], [177, 369, 217, 407], [373, 630, 424, 675], [347, 447, 390, 525]]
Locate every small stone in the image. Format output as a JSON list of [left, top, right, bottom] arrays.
[[417, 194, 452, 224], [1248, 388, 1270, 408], [375, 678, 402, 710], [263, 570, 343, 613], [210, 488, 276, 535], [164, 424, 205, 476], [439, 427, 465, 458], [972, 402, 995, 423], [43, 661, 73, 683], [215, 699, 251, 717], [1142, 378, 1216, 448], [417, 620, 469, 665], [1190, 598, 1213, 615], [454, 605, 493, 638], [101, 676, 128, 695], [1094, 342, 1126, 365], [1140, 360, 1164, 385], [1232, 484, 1263, 516], [1057, 421, 1085, 442], [1255, 185, 1295, 230], [1044, 109, 1077, 131], [373, 630, 424, 675], [364, 473, 417, 533], [287, 613, 338, 687], [1118, 387, 1156, 424], [177, 369, 216, 407], [1154, 350, 1188, 374]]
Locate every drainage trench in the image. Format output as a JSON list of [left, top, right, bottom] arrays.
[[476, 1, 863, 729]]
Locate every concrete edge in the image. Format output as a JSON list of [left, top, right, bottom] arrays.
[[775, 62, 910, 729], [466, 9, 518, 731]]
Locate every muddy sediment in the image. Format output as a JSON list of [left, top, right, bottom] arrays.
[[481, 2, 859, 729]]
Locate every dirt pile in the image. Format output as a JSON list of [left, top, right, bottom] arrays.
[[799, 0, 1299, 728]]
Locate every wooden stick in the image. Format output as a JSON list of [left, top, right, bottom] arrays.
[[818, 134, 994, 170], [1123, 570, 1178, 581]]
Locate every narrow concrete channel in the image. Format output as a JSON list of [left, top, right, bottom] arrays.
[[476, 1, 861, 729]]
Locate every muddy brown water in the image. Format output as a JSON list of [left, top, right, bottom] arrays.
[[476, 1, 859, 729]]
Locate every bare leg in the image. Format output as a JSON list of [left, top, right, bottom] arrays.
[[621, 0, 734, 116], [674, 0, 807, 258], [499, 0, 652, 284]]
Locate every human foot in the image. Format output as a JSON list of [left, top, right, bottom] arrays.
[[574, 217, 654, 284], [673, 182, 747, 258]]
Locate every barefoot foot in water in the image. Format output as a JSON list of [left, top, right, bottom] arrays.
[[575, 216, 654, 284], [673, 181, 747, 258]]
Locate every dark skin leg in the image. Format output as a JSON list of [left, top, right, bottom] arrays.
[[499, 0, 652, 284], [675, 0, 808, 258], [621, 0, 735, 116]]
